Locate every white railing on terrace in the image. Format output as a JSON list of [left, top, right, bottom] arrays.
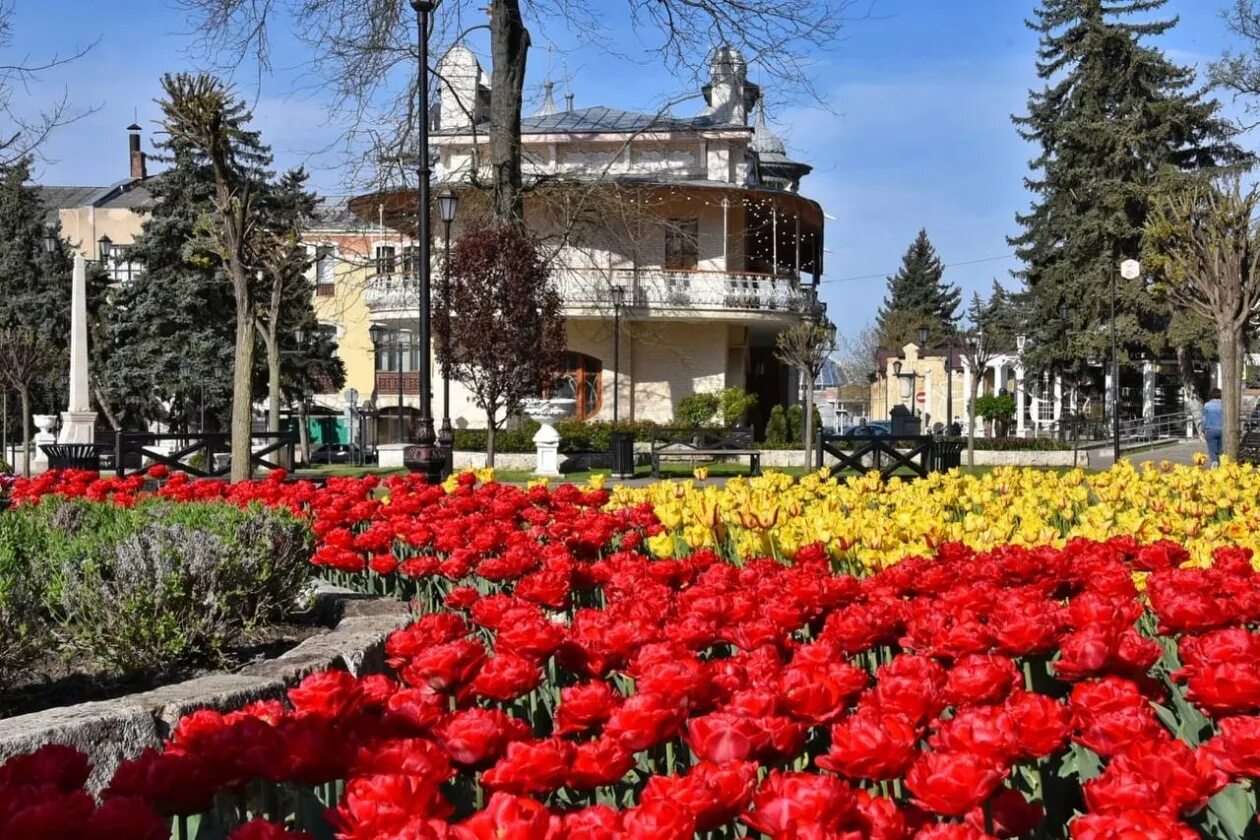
[[554, 267, 807, 313], [362, 267, 810, 315]]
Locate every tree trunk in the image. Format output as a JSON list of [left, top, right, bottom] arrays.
[[93, 387, 122, 431], [967, 382, 979, 468], [486, 416, 497, 469], [19, 385, 30, 478], [1175, 346, 1203, 436], [266, 330, 281, 435], [803, 373, 815, 470], [298, 399, 311, 465], [489, 0, 529, 226], [230, 279, 255, 482], [1220, 322, 1244, 460]]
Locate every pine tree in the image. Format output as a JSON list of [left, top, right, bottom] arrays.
[[97, 142, 237, 431], [0, 157, 108, 439], [875, 229, 960, 349], [1010, 0, 1245, 373]]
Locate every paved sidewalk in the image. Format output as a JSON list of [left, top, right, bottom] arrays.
[[1091, 439, 1207, 468]]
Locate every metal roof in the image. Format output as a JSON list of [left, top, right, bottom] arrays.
[[447, 106, 726, 136]]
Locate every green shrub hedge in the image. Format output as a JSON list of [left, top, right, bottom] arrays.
[[0, 497, 312, 682]]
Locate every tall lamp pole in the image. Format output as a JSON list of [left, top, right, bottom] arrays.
[[436, 188, 458, 478], [611, 285, 625, 423], [1116, 258, 1141, 465], [403, 0, 443, 482]]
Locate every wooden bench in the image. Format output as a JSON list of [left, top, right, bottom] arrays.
[[650, 428, 761, 478]]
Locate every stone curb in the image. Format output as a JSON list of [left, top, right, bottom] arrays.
[[0, 584, 411, 792]]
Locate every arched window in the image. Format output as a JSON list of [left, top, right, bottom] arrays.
[[552, 352, 602, 420]]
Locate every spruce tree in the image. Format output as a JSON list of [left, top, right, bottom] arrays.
[[875, 229, 960, 348], [1010, 0, 1245, 372], [97, 142, 237, 431]]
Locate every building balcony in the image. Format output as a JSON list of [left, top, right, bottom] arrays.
[[362, 268, 811, 321]]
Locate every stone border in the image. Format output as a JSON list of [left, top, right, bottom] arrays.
[[0, 585, 410, 792]]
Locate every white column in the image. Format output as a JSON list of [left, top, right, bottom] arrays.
[[1142, 361, 1157, 420], [58, 254, 98, 444], [1053, 375, 1063, 424], [1016, 365, 1026, 437]]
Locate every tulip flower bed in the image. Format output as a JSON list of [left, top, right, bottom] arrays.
[[1, 463, 1258, 838], [618, 461, 1260, 570]]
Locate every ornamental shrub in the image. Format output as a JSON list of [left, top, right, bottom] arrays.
[[787, 404, 803, 442], [0, 512, 48, 684], [676, 392, 722, 427], [0, 497, 312, 678], [719, 388, 758, 427], [765, 405, 789, 444]]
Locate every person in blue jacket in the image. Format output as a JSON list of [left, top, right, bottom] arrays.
[[1202, 388, 1223, 467]]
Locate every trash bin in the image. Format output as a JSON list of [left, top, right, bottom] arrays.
[[40, 443, 104, 471], [609, 431, 635, 479], [932, 440, 964, 472]]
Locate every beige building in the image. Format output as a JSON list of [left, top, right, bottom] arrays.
[[349, 45, 827, 436], [38, 124, 152, 281]]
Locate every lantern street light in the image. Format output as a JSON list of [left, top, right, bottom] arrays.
[[436, 187, 458, 478], [402, 0, 444, 482], [43, 227, 57, 254]]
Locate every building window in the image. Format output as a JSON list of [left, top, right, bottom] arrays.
[[375, 244, 397, 275], [373, 328, 416, 373], [402, 245, 420, 276], [314, 246, 335, 295], [108, 245, 138, 284], [664, 218, 699, 270], [551, 352, 602, 420]]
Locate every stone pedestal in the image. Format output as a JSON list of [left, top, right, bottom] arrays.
[[533, 423, 561, 477], [58, 410, 98, 445], [522, 398, 575, 477], [31, 414, 56, 472]]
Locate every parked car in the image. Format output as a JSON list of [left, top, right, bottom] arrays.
[[310, 443, 363, 465], [842, 422, 891, 437]]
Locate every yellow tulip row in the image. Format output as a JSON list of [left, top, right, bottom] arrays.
[[602, 460, 1260, 572]]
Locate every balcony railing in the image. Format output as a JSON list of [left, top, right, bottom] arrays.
[[362, 267, 808, 316], [554, 268, 806, 314]]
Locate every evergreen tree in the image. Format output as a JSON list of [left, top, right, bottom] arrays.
[[97, 142, 237, 431], [0, 157, 108, 433], [875, 229, 960, 349], [1010, 0, 1245, 373]]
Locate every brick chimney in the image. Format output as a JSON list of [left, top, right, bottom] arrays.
[[127, 123, 146, 180]]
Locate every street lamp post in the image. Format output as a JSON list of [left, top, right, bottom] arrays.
[[436, 188, 458, 478], [1115, 258, 1140, 465], [403, 0, 444, 483], [611, 285, 626, 423]]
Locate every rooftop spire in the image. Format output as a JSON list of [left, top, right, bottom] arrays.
[[536, 80, 558, 116]]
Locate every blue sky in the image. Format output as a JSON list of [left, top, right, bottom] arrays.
[[11, 0, 1255, 336]]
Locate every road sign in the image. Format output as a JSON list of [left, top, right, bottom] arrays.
[[915, 390, 926, 405]]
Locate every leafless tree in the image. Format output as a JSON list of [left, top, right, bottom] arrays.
[[1145, 174, 1260, 460], [0, 328, 52, 477], [159, 73, 270, 482], [776, 317, 836, 468], [0, 2, 97, 164], [834, 322, 880, 386], [176, 0, 860, 221]]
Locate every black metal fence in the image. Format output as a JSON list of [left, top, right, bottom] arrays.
[[109, 431, 297, 478], [816, 434, 962, 479]]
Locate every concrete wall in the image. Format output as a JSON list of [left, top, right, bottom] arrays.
[[631, 321, 729, 422], [57, 206, 146, 257]]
